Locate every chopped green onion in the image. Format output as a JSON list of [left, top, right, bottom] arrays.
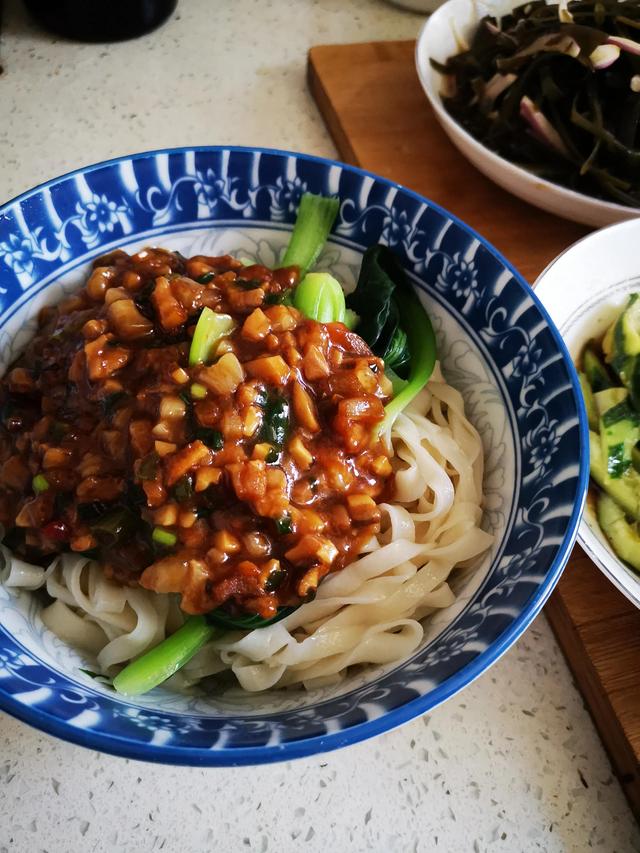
[[101, 391, 127, 417], [239, 257, 254, 267], [77, 501, 111, 522], [190, 382, 207, 400], [254, 387, 268, 407], [264, 566, 285, 592], [197, 272, 215, 284], [172, 475, 193, 504], [32, 474, 50, 494], [265, 447, 279, 464], [281, 192, 340, 277], [50, 421, 68, 441], [293, 272, 346, 323], [113, 616, 221, 696], [188, 308, 235, 366], [152, 527, 177, 548], [259, 394, 290, 449], [91, 508, 138, 546], [236, 279, 263, 290], [275, 513, 292, 535], [195, 427, 224, 451], [264, 291, 294, 306], [137, 451, 160, 481]]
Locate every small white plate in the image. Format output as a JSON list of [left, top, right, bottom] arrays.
[[415, 0, 640, 228], [535, 219, 640, 607]]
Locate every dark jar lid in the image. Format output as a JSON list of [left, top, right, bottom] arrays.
[[23, 0, 178, 43]]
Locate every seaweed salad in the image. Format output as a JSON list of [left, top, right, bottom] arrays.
[[432, 0, 640, 206]]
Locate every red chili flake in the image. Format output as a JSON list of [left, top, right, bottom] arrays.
[[42, 520, 70, 542]]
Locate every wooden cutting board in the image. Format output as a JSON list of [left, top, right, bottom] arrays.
[[308, 39, 640, 817]]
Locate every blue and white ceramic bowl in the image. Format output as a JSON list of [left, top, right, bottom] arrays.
[[0, 146, 588, 765]]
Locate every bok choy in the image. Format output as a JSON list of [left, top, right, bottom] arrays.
[[345, 245, 437, 433], [280, 192, 340, 276]]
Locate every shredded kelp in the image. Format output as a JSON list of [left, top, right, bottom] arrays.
[[432, 0, 640, 206]]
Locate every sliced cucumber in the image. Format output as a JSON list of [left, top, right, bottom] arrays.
[[590, 431, 640, 521], [583, 344, 614, 393], [611, 294, 640, 383], [628, 355, 640, 412], [620, 294, 640, 356], [579, 372, 599, 432], [602, 320, 616, 361], [594, 386, 628, 417], [596, 492, 640, 572], [599, 396, 640, 479]]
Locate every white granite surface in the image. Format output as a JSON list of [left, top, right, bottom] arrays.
[[0, 1, 639, 851]]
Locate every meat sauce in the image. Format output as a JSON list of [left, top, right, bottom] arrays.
[[0, 248, 394, 618]]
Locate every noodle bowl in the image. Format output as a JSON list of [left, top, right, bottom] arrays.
[[0, 146, 586, 765]]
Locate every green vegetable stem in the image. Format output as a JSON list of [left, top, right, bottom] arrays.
[[293, 272, 346, 323], [281, 192, 340, 277], [112, 607, 294, 695], [188, 308, 235, 366], [113, 616, 222, 696]]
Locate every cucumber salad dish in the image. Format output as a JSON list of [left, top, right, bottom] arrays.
[[581, 295, 640, 571]]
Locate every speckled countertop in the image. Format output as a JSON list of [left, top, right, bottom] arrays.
[[0, 1, 638, 851]]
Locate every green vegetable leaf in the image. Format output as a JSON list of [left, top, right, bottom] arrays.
[[90, 507, 139, 546], [172, 475, 194, 503], [195, 427, 224, 451], [275, 513, 292, 534], [346, 244, 436, 413], [345, 245, 436, 436], [79, 668, 112, 684], [137, 452, 160, 481], [259, 393, 289, 449], [383, 326, 410, 373], [101, 391, 127, 418], [346, 245, 398, 351], [265, 447, 280, 464], [377, 285, 437, 436], [205, 606, 295, 631], [264, 291, 294, 306]]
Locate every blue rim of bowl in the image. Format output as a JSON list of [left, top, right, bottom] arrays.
[[0, 145, 590, 765]]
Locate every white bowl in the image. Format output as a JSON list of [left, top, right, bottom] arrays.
[[535, 218, 640, 607], [415, 0, 640, 228]]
